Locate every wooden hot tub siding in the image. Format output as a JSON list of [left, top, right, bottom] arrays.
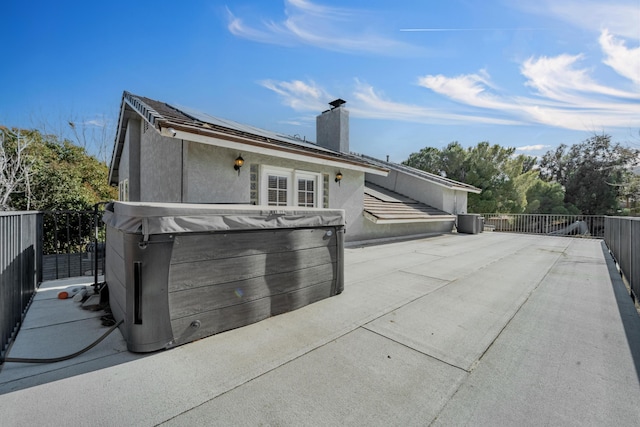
[[106, 226, 344, 352]]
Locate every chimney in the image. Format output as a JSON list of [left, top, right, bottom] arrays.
[[316, 99, 349, 153]]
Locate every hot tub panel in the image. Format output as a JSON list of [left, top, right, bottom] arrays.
[[104, 202, 345, 353]]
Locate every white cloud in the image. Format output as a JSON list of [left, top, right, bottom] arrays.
[[226, 7, 294, 46], [261, 77, 521, 126], [417, 71, 510, 110], [521, 53, 636, 101], [516, 144, 550, 152], [227, 0, 420, 55], [413, 29, 640, 131], [259, 79, 331, 112], [83, 118, 108, 127], [599, 30, 640, 86], [517, 0, 639, 39], [353, 81, 524, 126]]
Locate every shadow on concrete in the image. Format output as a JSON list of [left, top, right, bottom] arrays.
[[0, 279, 153, 395], [601, 240, 640, 385]]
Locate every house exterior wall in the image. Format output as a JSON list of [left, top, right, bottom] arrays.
[[119, 124, 130, 187], [326, 169, 365, 242], [356, 219, 455, 243], [184, 143, 251, 204], [116, 119, 141, 201], [182, 141, 366, 241], [124, 119, 141, 201], [365, 169, 468, 214], [139, 127, 183, 202], [120, 124, 458, 243]]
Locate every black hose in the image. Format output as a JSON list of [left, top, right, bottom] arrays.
[[0, 319, 123, 365]]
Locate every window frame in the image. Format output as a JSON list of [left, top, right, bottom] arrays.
[[260, 166, 323, 208], [119, 179, 129, 201]]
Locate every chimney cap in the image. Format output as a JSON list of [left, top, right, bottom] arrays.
[[329, 99, 346, 109]]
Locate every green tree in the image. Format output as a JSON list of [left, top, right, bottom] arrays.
[[8, 129, 117, 211], [464, 142, 538, 213], [540, 134, 639, 214], [439, 142, 469, 182], [525, 181, 579, 214], [404, 146, 442, 173], [404, 141, 539, 214]]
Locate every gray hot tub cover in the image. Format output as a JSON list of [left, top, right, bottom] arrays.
[[103, 202, 345, 237]]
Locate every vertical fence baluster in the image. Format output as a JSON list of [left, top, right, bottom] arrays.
[[0, 212, 40, 361], [66, 213, 71, 278], [78, 212, 83, 277]]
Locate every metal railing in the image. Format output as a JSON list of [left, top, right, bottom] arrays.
[[0, 211, 42, 359], [41, 206, 107, 281], [605, 217, 639, 302], [480, 214, 605, 238]]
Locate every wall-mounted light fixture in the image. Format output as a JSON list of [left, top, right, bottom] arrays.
[[234, 155, 245, 175], [335, 171, 343, 186]]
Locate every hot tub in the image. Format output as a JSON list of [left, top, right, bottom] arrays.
[[103, 202, 345, 352]]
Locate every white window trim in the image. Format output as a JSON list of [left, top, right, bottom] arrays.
[[260, 166, 324, 207], [119, 179, 129, 201]]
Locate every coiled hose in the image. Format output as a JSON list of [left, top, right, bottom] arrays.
[[1, 319, 123, 365]]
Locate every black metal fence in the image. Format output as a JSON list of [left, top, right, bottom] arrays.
[[605, 217, 639, 302], [480, 214, 605, 238], [1, 205, 107, 358], [0, 211, 42, 359], [41, 207, 107, 281]]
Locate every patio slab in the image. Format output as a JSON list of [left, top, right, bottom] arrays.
[[1, 233, 639, 426], [432, 241, 640, 426]]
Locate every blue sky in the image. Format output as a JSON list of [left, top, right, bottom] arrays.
[[1, 0, 639, 163]]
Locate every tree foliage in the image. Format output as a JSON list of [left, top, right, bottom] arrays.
[[3, 127, 117, 212], [404, 141, 541, 213], [539, 134, 639, 215], [405, 134, 638, 215], [524, 181, 579, 214]]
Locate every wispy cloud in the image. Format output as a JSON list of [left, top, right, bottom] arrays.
[[416, 70, 510, 110], [599, 29, 640, 86], [415, 30, 639, 130], [252, 1, 638, 135], [259, 79, 330, 112], [261, 77, 521, 126], [516, 144, 550, 152], [83, 118, 108, 127], [262, 28, 638, 132], [227, 0, 421, 55], [350, 81, 520, 125], [518, 0, 640, 39]]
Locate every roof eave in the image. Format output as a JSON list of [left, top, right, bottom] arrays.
[[159, 123, 389, 175], [108, 96, 131, 185], [387, 164, 481, 194], [363, 211, 456, 224]]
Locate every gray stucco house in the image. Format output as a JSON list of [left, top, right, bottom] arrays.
[[108, 91, 480, 243]]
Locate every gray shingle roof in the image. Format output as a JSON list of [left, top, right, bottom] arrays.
[[109, 92, 387, 184], [363, 182, 454, 223]]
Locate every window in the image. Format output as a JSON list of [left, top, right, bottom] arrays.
[[297, 174, 316, 207], [261, 166, 323, 207], [267, 173, 289, 206], [119, 179, 129, 201]]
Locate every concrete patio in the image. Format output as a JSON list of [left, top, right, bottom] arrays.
[[1, 232, 639, 426]]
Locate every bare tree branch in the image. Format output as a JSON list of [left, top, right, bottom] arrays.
[[0, 127, 34, 210]]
